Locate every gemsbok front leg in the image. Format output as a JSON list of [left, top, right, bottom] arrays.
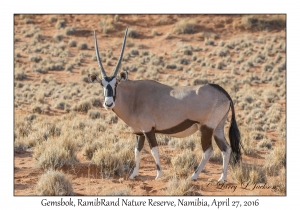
[[129, 135, 145, 179], [144, 129, 162, 179], [191, 125, 214, 181]]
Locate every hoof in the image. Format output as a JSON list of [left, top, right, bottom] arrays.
[[129, 174, 137, 180], [155, 172, 163, 180], [218, 178, 227, 183]]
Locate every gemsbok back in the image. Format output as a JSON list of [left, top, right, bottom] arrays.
[[88, 27, 242, 182]]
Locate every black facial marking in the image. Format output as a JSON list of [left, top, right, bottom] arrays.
[[214, 135, 228, 152], [104, 84, 114, 97], [104, 76, 116, 82], [200, 125, 213, 152], [136, 135, 145, 152], [156, 164, 161, 171], [156, 119, 198, 135], [144, 128, 158, 149]]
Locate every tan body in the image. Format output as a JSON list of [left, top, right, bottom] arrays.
[[113, 80, 230, 136]]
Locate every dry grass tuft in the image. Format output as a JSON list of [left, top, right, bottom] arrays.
[[173, 19, 197, 34], [171, 149, 198, 176], [264, 143, 286, 176], [33, 136, 77, 169], [91, 148, 124, 177], [165, 177, 194, 195], [35, 170, 74, 195], [230, 162, 267, 184]]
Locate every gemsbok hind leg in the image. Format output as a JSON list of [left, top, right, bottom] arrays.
[[191, 125, 214, 181], [144, 129, 162, 180], [129, 134, 145, 179], [213, 111, 231, 182]]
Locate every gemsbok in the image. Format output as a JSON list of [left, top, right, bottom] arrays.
[[88, 27, 242, 182]]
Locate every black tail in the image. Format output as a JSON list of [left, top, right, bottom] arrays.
[[208, 84, 242, 164], [229, 101, 242, 164]]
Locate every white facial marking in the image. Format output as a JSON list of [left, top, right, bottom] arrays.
[[103, 96, 115, 110], [102, 78, 117, 110]]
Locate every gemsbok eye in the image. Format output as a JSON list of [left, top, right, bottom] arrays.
[[89, 27, 242, 182]]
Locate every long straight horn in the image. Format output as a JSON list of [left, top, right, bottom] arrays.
[[94, 30, 107, 78], [112, 27, 128, 77]]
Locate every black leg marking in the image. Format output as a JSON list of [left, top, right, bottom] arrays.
[[144, 128, 158, 149], [156, 164, 161, 171], [200, 125, 213, 152], [136, 134, 145, 152], [214, 135, 228, 152], [156, 119, 198, 135]]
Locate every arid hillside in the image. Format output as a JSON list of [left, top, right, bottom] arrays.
[[14, 14, 286, 196]]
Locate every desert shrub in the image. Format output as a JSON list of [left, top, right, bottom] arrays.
[[204, 38, 215, 46], [130, 48, 139, 56], [173, 19, 197, 34], [152, 29, 159, 36], [165, 177, 194, 195], [49, 16, 57, 23], [33, 33, 44, 42], [166, 64, 177, 69], [127, 28, 138, 38], [54, 100, 70, 110], [31, 103, 42, 114], [68, 39, 77, 47], [53, 33, 63, 42], [213, 48, 229, 57], [34, 136, 77, 169], [216, 61, 226, 70], [78, 42, 88, 50], [171, 150, 198, 176], [72, 99, 92, 113], [15, 69, 26, 80], [193, 78, 209, 85], [83, 141, 103, 160], [64, 26, 76, 35], [168, 138, 196, 150], [230, 163, 267, 184], [263, 90, 279, 103], [264, 144, 286, 176], [88, 109, 101, 119], [100, 18, 115, 34], [266, 103, 281, 124], [91, 148, 123, 177], [29, 54, 42, 63], [89, 97, 103, 107], [56, 19, 66, 29], [35, 170, 74, 195], [164, 32, 173, 40], [257, 138, 272, 150]]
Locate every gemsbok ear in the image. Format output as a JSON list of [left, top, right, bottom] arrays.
[[119, 71, 128, 81], [88, 74, 101, 83]]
